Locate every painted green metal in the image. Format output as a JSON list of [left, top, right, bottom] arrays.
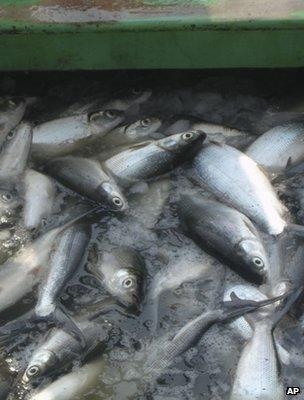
[[0, 1, 304, 70]]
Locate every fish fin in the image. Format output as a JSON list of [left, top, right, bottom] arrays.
[[51, 306, 86, 349], [221, 290, 292, 321], [55, 205, 103, 235], [268, 286, 303, 328], [285, 223, 304, 238]]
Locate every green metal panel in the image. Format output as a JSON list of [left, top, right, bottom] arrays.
[[0, 0, 304, 70]]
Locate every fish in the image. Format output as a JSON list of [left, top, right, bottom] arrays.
[[0, 97, 26, 143], [89, 246, 146, 310], [178, 194, 269, 283], [223, 283, 301, 367], [105, 88, 152, 111], [103, 130, 206, 187], [23, 169, 56, 230], [193, 142, 304, 236], [33, 219, 92, 340], [246, 123, 304, 173], [0, 206, 100, 316], [46, 156, 128, 210], [28, 357, 104, 400], [130, 291, 292, 381], [0, 121, 32, 181], [230, 286, 303, 400], [22, 319, 112, 385], [0, 359, 13, 400], [94, 117, 163, 160], [31, 110, 125, 160]]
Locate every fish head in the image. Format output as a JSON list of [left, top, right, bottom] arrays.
[[157, 130, 206, 152], [236, 239, 268, 281], [0, 97, 25, 131], [97, 180, 128, 211], [0, 185, 22, 224], [125, 117, 162, 140], [111, 267, 145, 310], [22, 350, 57, 385], [89, 109, 125, 135], [106, 88, 152, 110]]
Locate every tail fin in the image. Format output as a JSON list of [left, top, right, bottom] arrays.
[[220, 289, 297, 322]]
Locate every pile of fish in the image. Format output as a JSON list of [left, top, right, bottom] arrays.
[[0, 77, 304, 400]]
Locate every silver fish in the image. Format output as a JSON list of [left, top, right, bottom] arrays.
[[22, 319, 111, 385], [89, 246, 146, 309], [246, 123, 304, 173], [35, 220, 92, 334], [193, 143, 288, 235], [230, 287, 302, 400], [105, 88, 152, 111], [46, 156, 127, 210], [29, 357, 104, 400], [0, 122, 32, 181], [23, 169, 56, 230], [31, 110, 124, 160], [0, 97, 26, 143], [178, 194, 269, 283], [103, 130, 206, 187]]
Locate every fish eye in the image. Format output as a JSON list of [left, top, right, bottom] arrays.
[[122, 277, 134, 288], [27, 366, 40, 377], [1, 192, 12, 202], [182, 132, 194, 141], [252, 257, 264, 269], [132, 88, 142, 95], [112, 197, 123, 208], [105, 110, 116, 119], [140, 118, 151, 128], [41, 218, 47, 227], [6, 130, 15, 139]]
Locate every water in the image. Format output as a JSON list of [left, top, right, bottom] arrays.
[[0, 70, 304, 399]]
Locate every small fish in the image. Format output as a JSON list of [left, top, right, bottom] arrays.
[[22, 319, 112, 385], [28, 357, 105, 400], [0, 122, 32, 181], [131, 292, 291, 381], [193, 143, 304, 236], [178, 194, 269, 283], [105, 88, 152, 111], [23, 169, 56, 230], [230, 286, 303, 400], [89, 246, 146, 310], [0, 97, 26, 143], [246, 122, 304, 173], [46, 156, 127, 210], [103, 130, 206, 187], [31, 110, 125, 160]]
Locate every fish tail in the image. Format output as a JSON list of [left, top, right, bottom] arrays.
[[0, 310, 36, 345], [51, 306, 86, 349], [221, 289, 297, 322]]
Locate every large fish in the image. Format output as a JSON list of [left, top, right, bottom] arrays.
[[230, 287, 303, 400], [31, 110, 124, 159], [246, 123, 304, 173], [46, 156, 127, 211], [178, 194, 269, 283], [103, 130, 206, 187], [22, 319, 112, 385], [193, 143, 303, 236], [23, 169, 56, 230], [89, 246, 146, 310], [0, 97, 26, 144]]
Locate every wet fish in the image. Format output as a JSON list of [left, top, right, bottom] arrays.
[[105, 88, 152, 111], [0, 97, 26, 143], [23, 169, 56, 230], [22, 319, 112, 385], [178, 194, 269, 283], [246, 123, 304, 173], [132, 292, 291, 380], [0, 122, 32, 181], [89, 246, 146, 310], [193, 143, 301, 236], [31, 110, 124, 160], [223, 283, 299, 367], [0, 207, 99, 315], [103, 130, 206, 187], [29, 357, 104, 400], [46, 156, 127, 210], [230, 287, 303, 400], [34, 220, 92, 338]]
